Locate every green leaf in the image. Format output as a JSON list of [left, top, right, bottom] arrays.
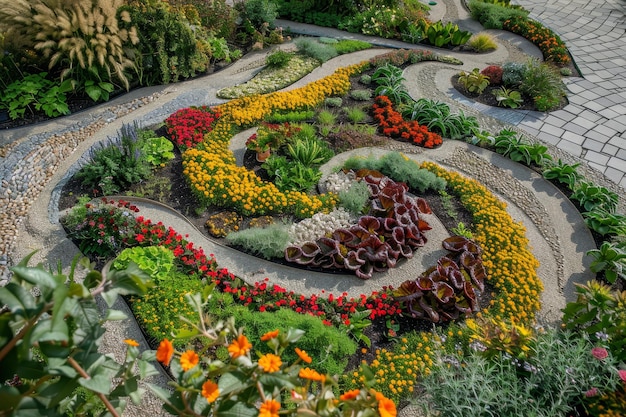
[[218, 371, 249, 396], [105, 309, 128, 321], [79, 373, 112, 394], [216, 399, 257, 417], [0, 283, 38, 319], [0, 385, 23, 411], [15, 360, 48, 379], [11, 265, 59, 289]]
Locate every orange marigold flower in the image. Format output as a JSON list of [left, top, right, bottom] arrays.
[[295, 348, 312, 364], [339, 389, 361, 401], [156, 339, 174, 366], [228, 334, 252, 358], [259, 399, 280, 417], [261, 329, 279, 341], [180, 350, 199, 371], [201, 380, 219, 403], [375, 391, 397, 417], [124, 339, 139, 347], [258, 353, 282, 373], [299, 367, 325, 382]]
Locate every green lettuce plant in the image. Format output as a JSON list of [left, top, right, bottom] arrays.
[[139, 130, 175, 168], [113, 246, 175, 284]]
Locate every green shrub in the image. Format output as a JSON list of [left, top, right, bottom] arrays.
[[343, 152, 447, 193], [344, 106, 368, 123], [458, 68, 490, 94], [350, 89, 373, 101], [239, 0, 278, 29], [419, 328, 621, 417], [468, 0, 529, 29], [129, 273, 206, 346], [562, 280, 626, 362], [338, 180, 371, 216], [0, 72, 72, 119], [138, 129, 175, 168], [587, 240, 626, 284], [294, 37, 339, 62], [265, 110, 316, 123], [318, 37, 338, 44], [324, 97, 343, 107], [77, 123, 151, 195], [468, 32, 498, 52], [519, 60, 565, 111], [113, 246, 175, 284], [287, 136, 334, 167], [266, 50, 292, 68], [221, 306, 357, 377], [121, 0, 210, 86], [333, 39, 372, 54], [492, 87, 523, 108], [226, 223, 291, 259], [502, 61, 528, 87], [359, 74, 372, 85]]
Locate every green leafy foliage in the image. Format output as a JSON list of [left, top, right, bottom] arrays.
[[570, 181, 619, 213], [492, 87, 523, 108], [225, 223, 291, 259], [343, 152, 447, 193], [419, 327, 621, 416], [215, 305, 357, 377], [457, 68, 490, 94], [424, 21, 472, 47], [265, 50, 292, 68], [493, 129, 552, 167], [541, 159, 583, 189], [287, 136, 334, 166], [83, 79, 114, 103], [562, 280, 626, 362], [400, 98, 479, 140], [468, 0, 529, 29], [113, 246, 175, 284], [263, 155, 323, 192], [587, 240, 626, 284], [265, 110, 315, 123], [0, 254, 156, 416], [372, 63, 411, 104], [583, 209, 626, 237], [76, 123, 151, 195], [519, 59, 565, 112], [0, 73, 72, 119], [138, 130, 175, 168], [333, 39, 372, 54]]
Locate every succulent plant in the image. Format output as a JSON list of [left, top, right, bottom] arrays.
[[285, 175, 432, 279], [393, 235, 486, 323]]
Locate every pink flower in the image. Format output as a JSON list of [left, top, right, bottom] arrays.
[[591, 347, 609, 360], [618, 369, 626, 383], [585, 388, 599, 398]]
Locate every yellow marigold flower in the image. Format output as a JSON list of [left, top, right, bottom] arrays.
[[259, 399, 280, 417], [295, 348, 312, 364], [180, 350, 199, 371], [258, 353, 282, 373], [299, 367, 325, 382], [201, 380, 219, 403], [156, 339, 174, 366], [124, 339, 139, 347], [261, 329, 279, 341], [228, 334, 252, 358]]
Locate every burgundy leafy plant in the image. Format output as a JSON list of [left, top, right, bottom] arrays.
[[285, 175, 432, 279], [393, 235, 486, 323]]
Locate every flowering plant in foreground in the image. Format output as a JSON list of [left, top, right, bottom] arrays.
[[150, 292, 397, 417], [165, 106, 221, 149]]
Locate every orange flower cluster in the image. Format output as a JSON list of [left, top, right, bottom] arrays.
[[503, 16, 570, 66], [372, 95, 443, 148]]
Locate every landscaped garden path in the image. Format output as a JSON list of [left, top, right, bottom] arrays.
[[1, 0, 625, 415]]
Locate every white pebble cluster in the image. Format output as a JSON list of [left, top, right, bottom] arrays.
[[288, 208, 357, 246], [321, 171, 355, 194]]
